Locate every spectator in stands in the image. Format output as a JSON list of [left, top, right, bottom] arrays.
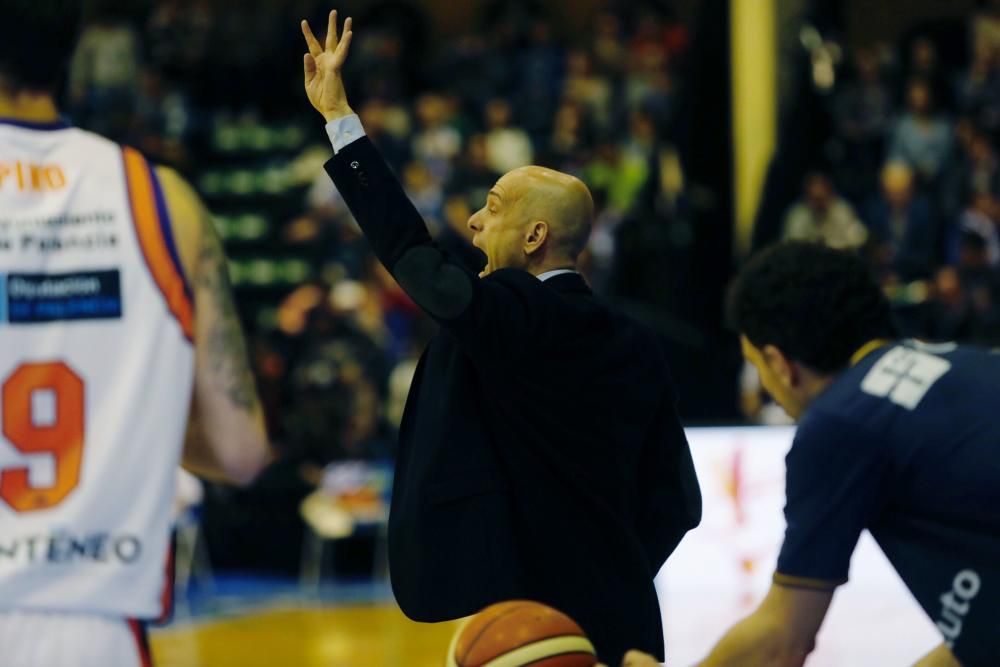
[[834, 47, 894, 144], [942, 124, 1000, 221], [428, 34, 497, 112], [402, 160, 444, 235], [548, 99, 589, 168], [358, 98, 411, 173], [130, 67, 192, 167], [973, 0, 1000, 60], [901, 36, 953, 111], [446, 133, 502, 208], [585, 137, 649, 217], [145, 0, 212, 86], [863, 162, 938, 279], [67, 6, 141, 139], [625, 16, 676, 122], [925, 265, 977, 341], [483, 98, 535, 174], [411, 93, 462, 182], [351, 27, 408, 102], [782, 172, 867, 249], [591, 11, 627, 80], [887, 78, 953, 187], [516, 20, 564, 143], [952, 191, 1000, 266], [831, 46, 894, 203], [563, 49, 613, 131], [623, 108, 658, 162], [957, 45, 1000, 132], [955, 231, 1000, 344]]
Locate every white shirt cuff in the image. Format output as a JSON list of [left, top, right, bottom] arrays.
[[325, 114, 366, 154]]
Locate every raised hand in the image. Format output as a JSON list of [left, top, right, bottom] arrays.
[[302, 9, 354, 121]]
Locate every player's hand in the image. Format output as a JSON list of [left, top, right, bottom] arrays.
[[301, 9, 354, 121], [620, 650, 660, 666]]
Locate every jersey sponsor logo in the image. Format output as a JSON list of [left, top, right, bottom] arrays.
[[0, 160, 67, 193], [0, 211, 119, 254], [936, 569, 980, 648], [860, 346, 951, 409], [2, 270, 122, 324], [0, 532, 142, 566]]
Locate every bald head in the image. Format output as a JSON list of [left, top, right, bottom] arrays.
[[502, 166, 595, 262], [468, 165, 595, 277]]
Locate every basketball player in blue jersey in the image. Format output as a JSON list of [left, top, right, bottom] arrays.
[[0, 2, 270, 665], [623, 242, 1000, 666]]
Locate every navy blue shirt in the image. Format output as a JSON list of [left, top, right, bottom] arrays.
[[775, 341, 1000, 666]]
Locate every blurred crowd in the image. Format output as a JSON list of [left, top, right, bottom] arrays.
[[64, 0, 1000, 572], [62, 0, 692, 575], [742, 7, 1000, 425], [780, 9, 1000, 348]]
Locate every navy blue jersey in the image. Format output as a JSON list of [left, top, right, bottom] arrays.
[[775, 341, 1000, 666]]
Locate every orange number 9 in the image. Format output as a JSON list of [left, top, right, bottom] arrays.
[[1, 362, 85, 512]]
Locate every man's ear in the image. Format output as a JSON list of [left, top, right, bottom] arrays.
[[524, 220, 549, 256], [762, 344, 799, 388]]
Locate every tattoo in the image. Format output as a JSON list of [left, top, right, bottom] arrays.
[[197, 212, 259, 411]]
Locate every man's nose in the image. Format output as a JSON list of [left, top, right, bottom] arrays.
[[467, 213, 482, 232]]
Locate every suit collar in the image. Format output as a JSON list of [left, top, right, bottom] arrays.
[[544, 271, 591, 295]]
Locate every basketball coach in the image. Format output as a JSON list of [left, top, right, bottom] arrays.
[[301, 12, 701, 662]]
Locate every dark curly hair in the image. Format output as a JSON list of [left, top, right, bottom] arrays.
[[726, 242, 896, 374], [0, 0, 82, 92]]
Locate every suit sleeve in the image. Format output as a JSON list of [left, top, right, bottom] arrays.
[[324, 137, 541, 358], [635, 385, 702, 573]]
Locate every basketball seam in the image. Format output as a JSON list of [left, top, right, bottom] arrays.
[[479, 636, 596, 667], [520, 651, 596, 667], [483, 623, 586, 655], [459, 603, 533, 664]]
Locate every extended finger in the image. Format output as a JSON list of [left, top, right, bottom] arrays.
[[301, 20, 322, 57], [333, 19, 353, 64], [325, 9, 339, 52]]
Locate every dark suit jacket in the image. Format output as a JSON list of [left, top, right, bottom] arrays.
[[325, 137, 701, 663]]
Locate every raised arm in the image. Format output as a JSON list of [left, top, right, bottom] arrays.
[[302, 9, 354, 122], [301, 11, 542, 357], [157, 166, 271, 485]]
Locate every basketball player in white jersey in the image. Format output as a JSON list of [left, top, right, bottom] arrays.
[[0, 1, 272, 665]]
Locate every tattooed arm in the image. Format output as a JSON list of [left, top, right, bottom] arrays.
[[157, 166, 271, 485]]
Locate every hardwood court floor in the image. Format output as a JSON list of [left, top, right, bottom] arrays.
[[152, 604, 462, 667]]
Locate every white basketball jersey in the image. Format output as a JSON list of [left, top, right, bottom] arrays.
[[0, 118, 194, 619]]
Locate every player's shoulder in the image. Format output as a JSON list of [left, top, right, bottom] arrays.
[[153, 163, 199, 205], [46, 126, 127, 172], [846, 340, 998, 403], [793, 347, 901, 452], [66, 126, 120, 151], [806, 340, 995, 433]]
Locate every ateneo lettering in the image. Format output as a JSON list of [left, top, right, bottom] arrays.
[[0, 160, 67, 193], [0, 532, 142, 565]]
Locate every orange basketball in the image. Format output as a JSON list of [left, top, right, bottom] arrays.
[[445, 600, 598, 667]]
